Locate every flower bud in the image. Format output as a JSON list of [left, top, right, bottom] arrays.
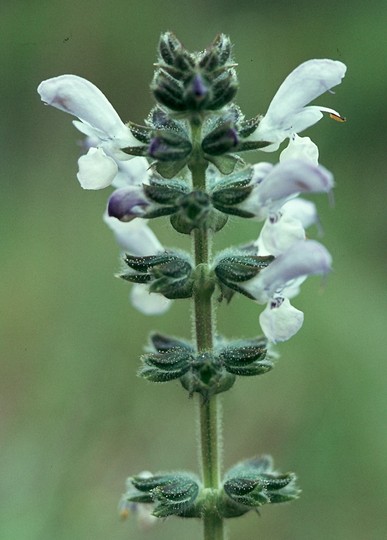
[[120, 251, 194, 299], [219, 455, 300, 517], [202, 122, 238, 156], [127, 471, 201, 518], [107, 186, 149, 222], [148, 131, 192, 162]]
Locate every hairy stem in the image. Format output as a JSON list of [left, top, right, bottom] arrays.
[[190, 129, 224, 539]]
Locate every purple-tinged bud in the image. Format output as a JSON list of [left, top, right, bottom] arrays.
[[190, 74, 208, 101], [202, 124, 239, 156], [148, 133, 192, 162], [107, 186, 149, 222]]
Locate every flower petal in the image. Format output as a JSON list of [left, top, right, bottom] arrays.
[[281, 198, 319, 229], [259, 297, 304, 343], [77, 147, 118, 189], [251, 162, 274, 184], [111, 157, 150, 189], [247, 59, 346, 150], [38, 75, 136, 146], [130, 284, 172, 315], [244, 240, 332, 302], [280, 135, 319, 164], [244, 159, 334, 219], [103, 213, 163, 255], [265, 59, 346, 122], [256, 214, 306, 256]]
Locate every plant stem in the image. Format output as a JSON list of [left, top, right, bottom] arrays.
[[193, 227, 224, 540], [190, 134, 224, 539]]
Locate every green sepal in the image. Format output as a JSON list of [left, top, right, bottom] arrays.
[[179, 352, 236, 400], [149, 130, 192, 162], [219, 456, 300, 518], [208, 166, 253, 191], [218, 337, 274, 376], [151, 71, 186, 111], [120, 251, 194, 300], [126, 493, 154, 504], [215, 253, 274, 300], [210, 169, 256, 217], [141, 205, 179, 219], [155, 159, 189, 179], [121, 144, 149, 157], [149, 275, 194, 299], [144, 177, 189, 204], [211, 203, 255, 219], [170, 192, 229, 234], [205, 154, 242, 175], [141, 178, 189, 219], [238, 115, 262, 138], [170, 191, 210, 234], [118, 272, 152, 284], [149, 332, 193, 353], [206, 70, 238, 111], [139, 350, 192, 382], [147, 106, 189, 135], [149, 255, 194, 299], [158, 32, 186, 67], [202, 121, 238, 156], [131, 472, 201, 518], [236, 139, 272, 152], [212, 183, 253, 207], [123, 252, 182, 273], [126, 121, 152, 144], [199, 34, 232, 72], [142, 350, 193, 371]]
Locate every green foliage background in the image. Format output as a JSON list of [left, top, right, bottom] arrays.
[[1, 0, 386, 538]]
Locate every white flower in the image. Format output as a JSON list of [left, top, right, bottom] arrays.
[[103, 213, 162, 256], [247, 59, 346, 151], [259, 297, 304, 343], [103, 214, 172, 315], [130, 284, 172, 315], [38, 75, 145, 189], [243, 159, 334, 220], [246, 239, 332, 302], [243, 240, 332, 343]]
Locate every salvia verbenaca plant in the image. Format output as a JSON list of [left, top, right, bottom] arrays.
[[38, 33, 346, 539]]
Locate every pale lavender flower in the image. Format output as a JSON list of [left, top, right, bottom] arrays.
[[242, 159, 334, 220], [246, 59, 346, 151], [243, 240, 332, 342], [38, 75, 144, 189]]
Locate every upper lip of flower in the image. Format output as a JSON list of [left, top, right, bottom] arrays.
[[37, 74, 136, 146], [245, 58, 346, 150]]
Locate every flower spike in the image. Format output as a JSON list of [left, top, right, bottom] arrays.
[[38, 34, 346, 532]]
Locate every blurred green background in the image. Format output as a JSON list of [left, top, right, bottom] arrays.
[[1, 0, 386, 538]]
